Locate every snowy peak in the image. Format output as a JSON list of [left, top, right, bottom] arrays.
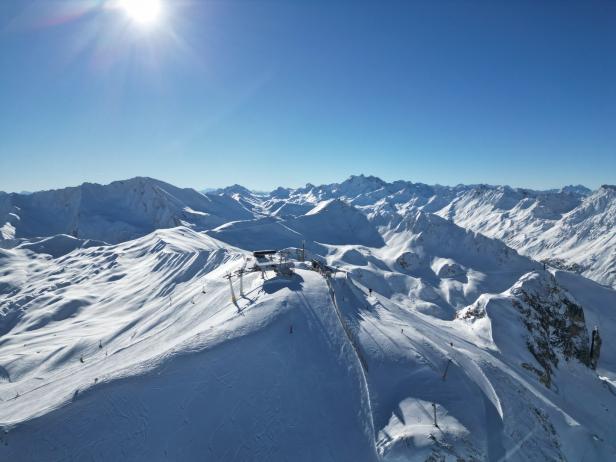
[[391, 208, 521, 264], [305, 198, 352, 216], [561, 184, 616, 226], [292, 199, 384, 247], [559, 184, 592, 196], [120, 226, 231, 255], [0, 177, 254, 245], [334, 174, 388, 197], [208, 197, 385, 251], [211, 184, 254, 197], [392, 207, 441, 234], [270, 186, 291, 199]]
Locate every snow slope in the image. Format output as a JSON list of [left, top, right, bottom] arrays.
[[438, 185, 616, 289], [207, 198, 383, 252], [1, 228, 614, 460], [0, 228, 376, 461], [313, 209, 542, 323], [1, 176, 615, 461]]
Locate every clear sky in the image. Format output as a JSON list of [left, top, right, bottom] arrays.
[[0, 0, 614, 192]]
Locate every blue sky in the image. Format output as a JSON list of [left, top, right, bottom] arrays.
[[0, 0, 614, 192]]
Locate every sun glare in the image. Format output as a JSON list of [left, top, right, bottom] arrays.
[[119, 0, 163, 26]]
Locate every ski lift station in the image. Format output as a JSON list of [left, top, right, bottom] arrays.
[[251, 249, 295, 276], [253, 250, 278, 270], [249, 248, 336, 277]]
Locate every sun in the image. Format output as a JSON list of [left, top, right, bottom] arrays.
[[119, 0, 163, 26]]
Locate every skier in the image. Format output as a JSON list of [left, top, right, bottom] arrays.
[[369, 288, 373, 296], [289, 324, 293, 334]]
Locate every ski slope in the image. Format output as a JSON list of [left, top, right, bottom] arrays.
[[0, 229, 376, 461]]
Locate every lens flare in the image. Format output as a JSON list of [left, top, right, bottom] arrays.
[[119, 0, 163, 26]]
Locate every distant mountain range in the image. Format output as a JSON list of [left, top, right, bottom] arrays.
[[2, 175, 614, 288]]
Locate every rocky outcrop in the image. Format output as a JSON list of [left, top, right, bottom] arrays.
[[511, 272, 591, 387]]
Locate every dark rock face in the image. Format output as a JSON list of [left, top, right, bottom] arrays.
[[590, 328, 602, 370], [542, 258, 585, 274], [512, 273, 591, 388]]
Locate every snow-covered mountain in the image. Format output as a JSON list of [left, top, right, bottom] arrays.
[[1, 176, 615, 461], [437, 184, 616, 289], [242, 175, 614, 289], [0, 177, 254, 246]]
